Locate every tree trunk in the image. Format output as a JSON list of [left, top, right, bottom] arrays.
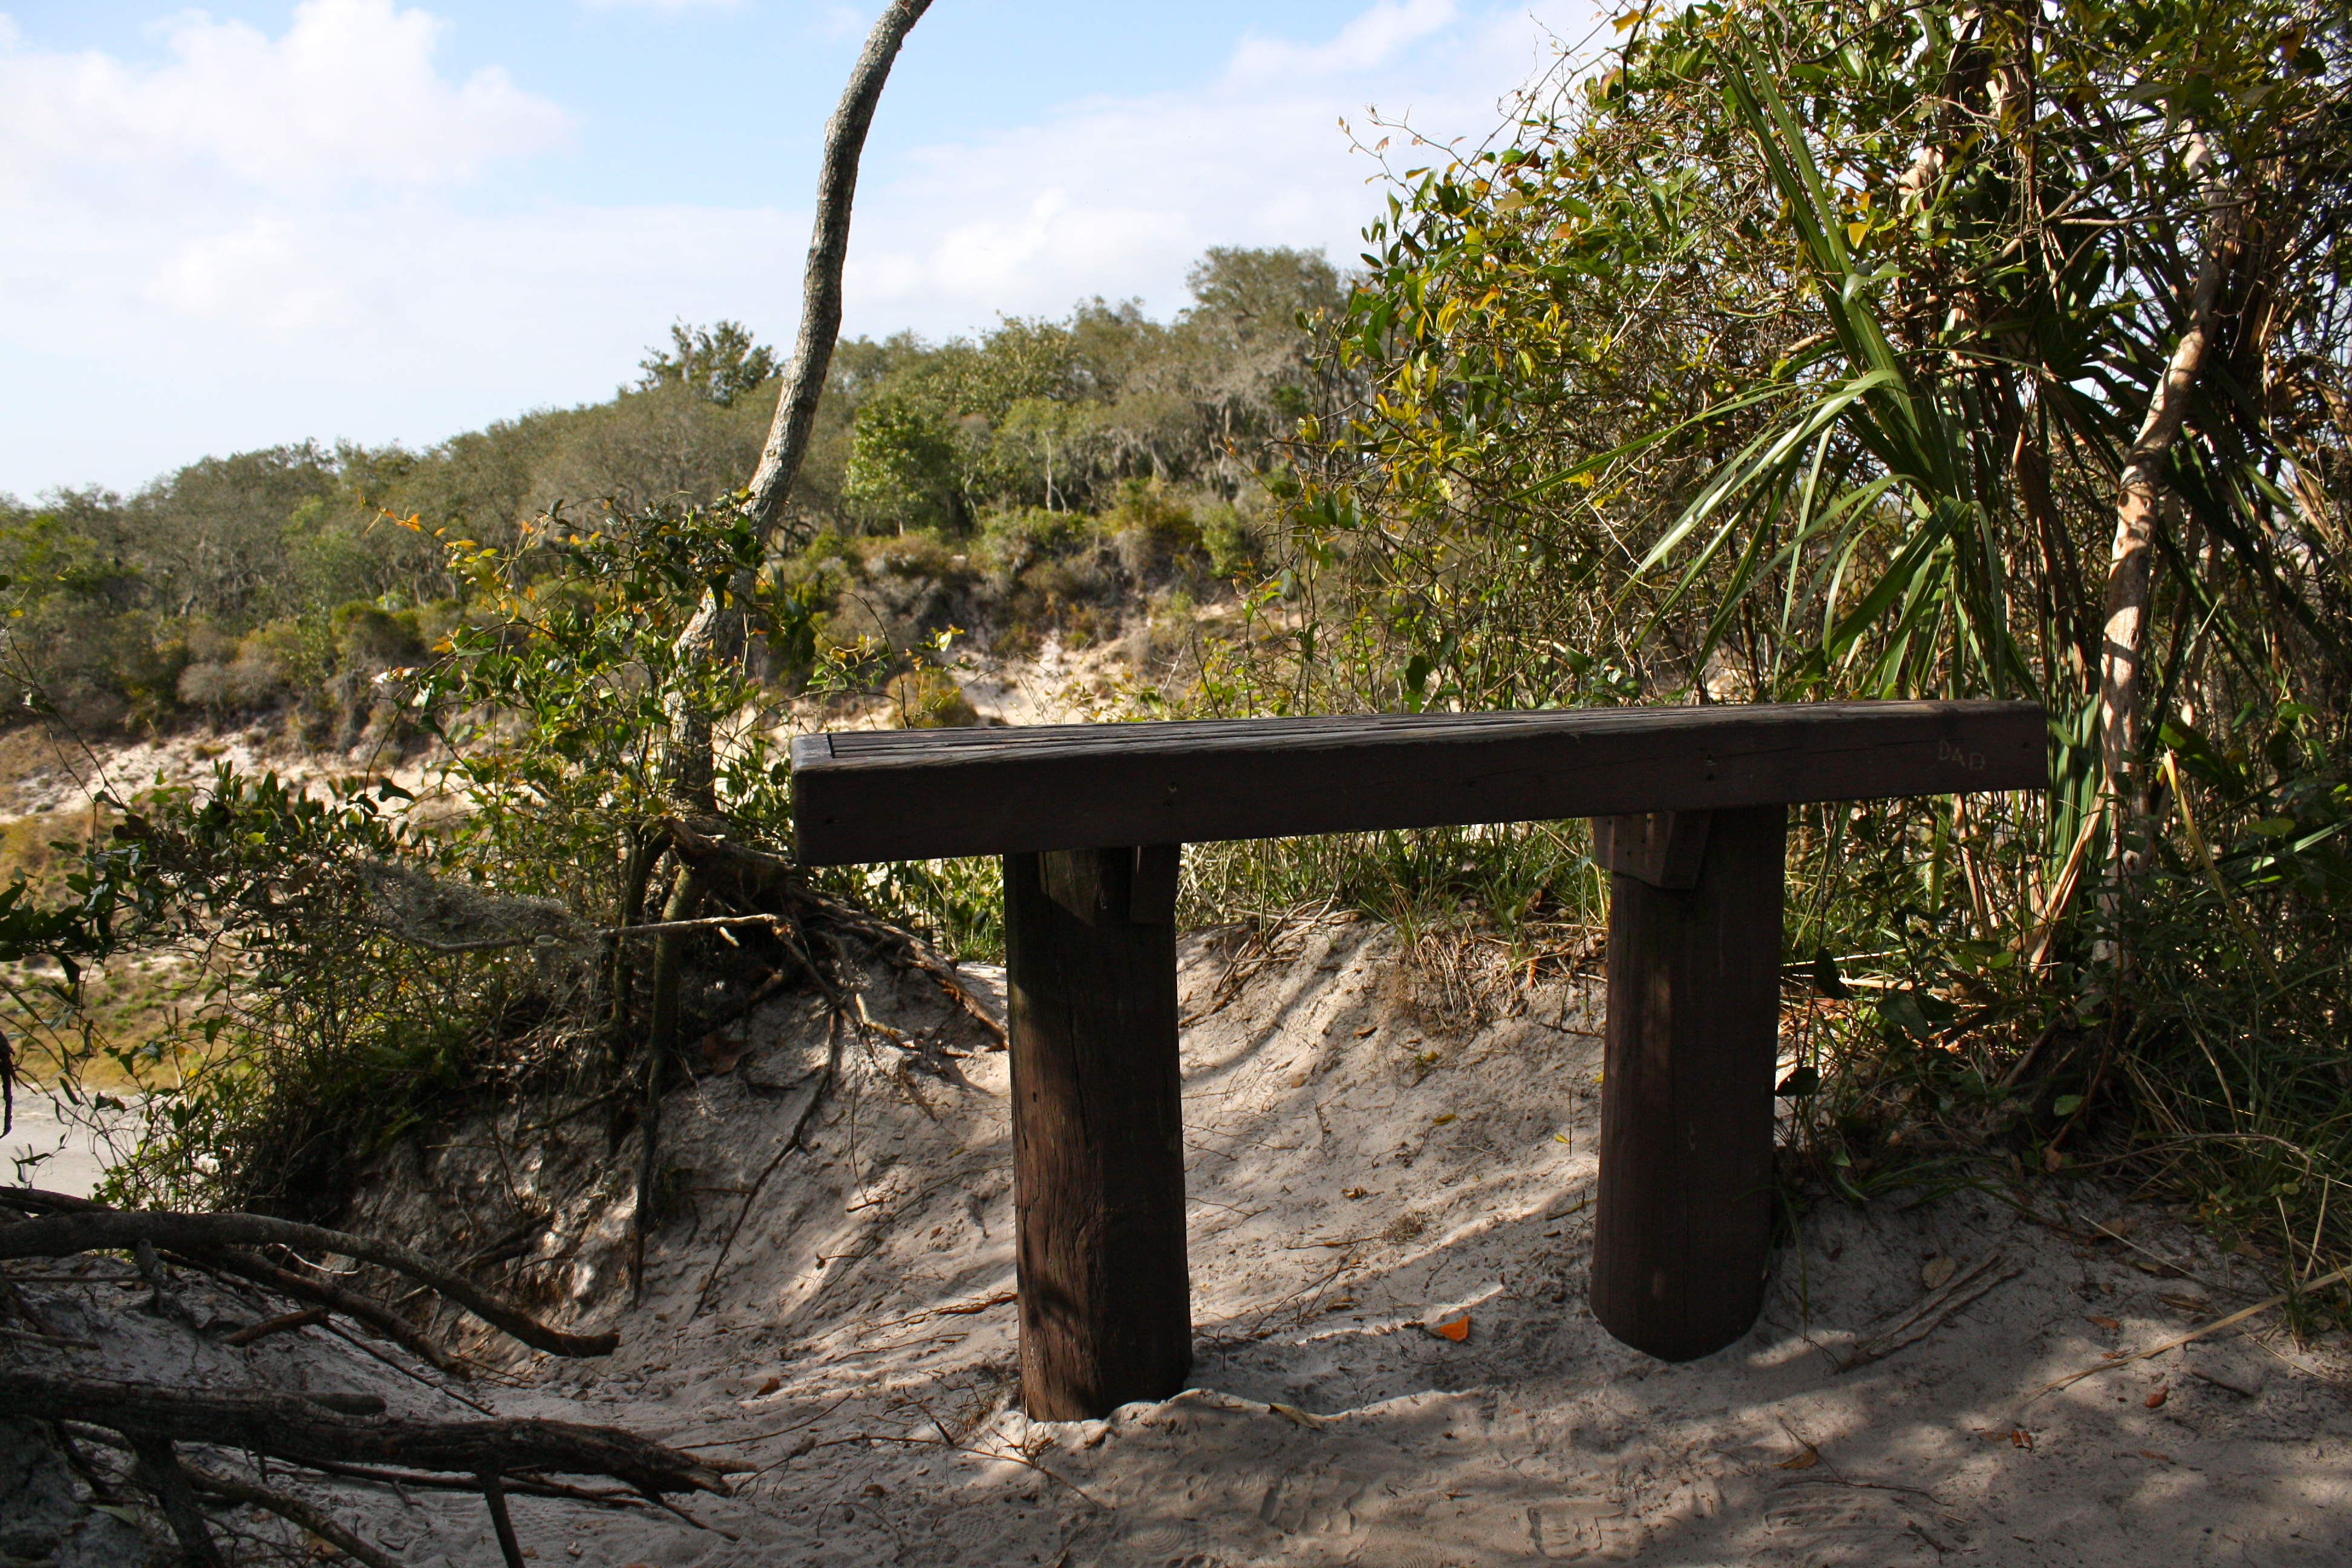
[[743, 0, 934, 540], [2097, 158, 2239, 835], [663, 0, 933, 806]]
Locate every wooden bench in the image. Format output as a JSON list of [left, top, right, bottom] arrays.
[[790, 699, 2045, 1419]]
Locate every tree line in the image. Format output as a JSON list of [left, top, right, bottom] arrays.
[[0, 245, 1345, 735]]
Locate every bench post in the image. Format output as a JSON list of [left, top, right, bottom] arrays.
[[1590, 804, 1787, 1361], [1002, 845, 1191, 1419]]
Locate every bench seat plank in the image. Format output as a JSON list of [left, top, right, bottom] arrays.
[[792, 699, 2045, 864]]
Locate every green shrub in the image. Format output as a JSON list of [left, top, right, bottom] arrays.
[[111, 635, 191, 724], [976, 506, 1079, 575], [329, 601, 425, 667], [1197, 503, 1259, 578], [1106, 480, 1201, 584], [237, 616, 332, 694], [886, 666, 980, 729]]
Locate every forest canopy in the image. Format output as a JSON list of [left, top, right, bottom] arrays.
[[0, 244, 1342, 733]]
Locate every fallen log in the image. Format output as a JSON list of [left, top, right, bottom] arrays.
[[0, 1201, 616, 1358], [2, 1370, 740, 1496]]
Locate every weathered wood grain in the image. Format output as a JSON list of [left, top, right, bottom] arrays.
[[1589, 804, 1788, 1361], [792, 701, 2044, 863], [1004, 848, 1192, 1419], [1592, 810, 1712, 889]]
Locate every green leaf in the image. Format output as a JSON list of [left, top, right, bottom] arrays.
[[2051, 1094, 2084, 1117], [1811, 947, 1852, 999], [1878, 990, 1935, 1042]]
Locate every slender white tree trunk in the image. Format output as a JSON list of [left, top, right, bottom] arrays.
[[2094, 142, 2239, 955], [665, 0, 933, 811], [2097, 174, 2238, 823]]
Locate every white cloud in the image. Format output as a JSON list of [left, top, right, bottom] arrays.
[[0, 0, 573, 193], [578, 0, 745, 11], [0, 1, 1602, 495], [1228, 0, 1460, 81], [840, 1, 1598, 328]]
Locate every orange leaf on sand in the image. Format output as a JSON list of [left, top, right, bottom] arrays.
[[1427, 1315, 1471, 1342], [2145, 1386, 2169, 1409], [756, 1376, 782, 1396], [2138, 1451, 2172, 1462], [2086, 1315, 2120, 1330]]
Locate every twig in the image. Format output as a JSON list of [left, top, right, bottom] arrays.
[[2163, 748, 2282, 983], [131, 1436, 227, 1567], [805, 1431, 1108, 1510], [690, 965, 799, 1049], [670, 1393, 859, 1449], [181, 1460, 405, 1568], [480, 1467, 527, 1568], [768, 907, 844, 1011], [1, 1370, 739, 1495], [0, 1322, 98, 1349], [636, 1488, 742, 1540], [0, 1271, 69, 1336], [134, 1237, 201, 1329], [294, 1457, 648, 1509], [197, 1249, 471, 1378], [224, 1305, 329, 1346], [694, 1009, 843, 1316], [2022, 808, 2102, 968], [1837, 1251, 2022, 1371], [2023, 1260, 2352, 1402], [797, 888, 1004, 1045], [607, 913, 795, 939], [515, 1084, 633, 1135], [316, 1315, 500, 1418], [633, 860, 710, 1301], [0, 1198, 618, 1357], [866, 1290, 1018, 1333], [372, 901, 800, 953], [158, 1240, 382, 1340]]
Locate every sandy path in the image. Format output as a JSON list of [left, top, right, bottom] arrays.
[[15, 920, 2348, 1565]]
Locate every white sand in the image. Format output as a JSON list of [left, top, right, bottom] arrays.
[[16, 919, 2350, 1565], [2, 1096, 124, 1197]]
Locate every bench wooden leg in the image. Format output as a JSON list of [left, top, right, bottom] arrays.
[[1590, 804, 1787, 1361], [1001, 846, 1191, 1419]]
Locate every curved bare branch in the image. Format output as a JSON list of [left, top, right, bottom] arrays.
[[743, 0, 936, 541], [0, 1204, 618, 1359]]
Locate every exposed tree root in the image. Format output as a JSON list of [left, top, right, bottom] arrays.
[[693, 1006, 846, 1316], [0, 1198, 616, 1357], [13, 1370, 745, 1565]]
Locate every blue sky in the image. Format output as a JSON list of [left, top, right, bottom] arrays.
[[1, 1, 1604, 497]]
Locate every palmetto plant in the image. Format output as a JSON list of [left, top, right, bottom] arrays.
[[1231, 0, 2352, 1278]]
